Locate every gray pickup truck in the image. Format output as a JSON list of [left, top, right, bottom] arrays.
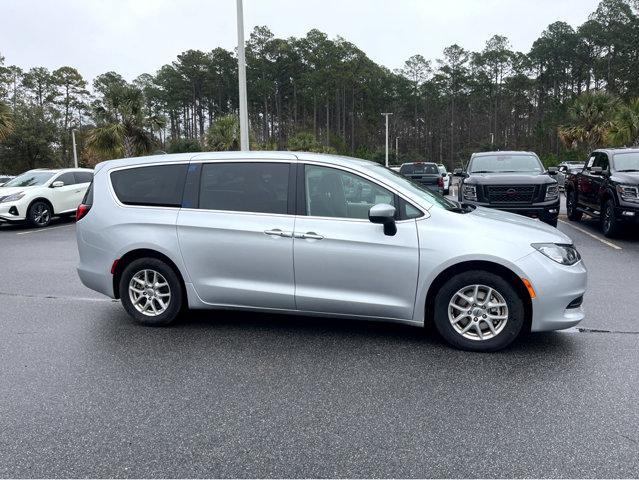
[[398, 162, 444, 194]]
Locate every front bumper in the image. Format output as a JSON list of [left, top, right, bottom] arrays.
[[464, 199, 560, 223], [515, 251, 587, 332], [614, 203, 639, 224], [0, 202, 26, 222]]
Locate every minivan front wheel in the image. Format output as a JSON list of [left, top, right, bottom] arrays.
[[119, 258, 183, 326], [433, 271, 525, 351]]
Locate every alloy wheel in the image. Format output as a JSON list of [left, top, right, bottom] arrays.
[[448, 284, 509, 341], [128, 269, 171, 316], [33, 203, 51, 226]]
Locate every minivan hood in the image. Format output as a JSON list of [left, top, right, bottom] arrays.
[[464, 206, 571, 243], [466, 173, 555, 185]]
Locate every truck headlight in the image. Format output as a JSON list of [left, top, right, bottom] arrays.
[[616, 184, 639, 203], [463, 185, 477, 201], [532, 243, 581, 265], [545, 185, 559, 201], [0, 191, 25, 203]]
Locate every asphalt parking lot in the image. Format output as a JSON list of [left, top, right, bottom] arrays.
[[1, 200, 638, 478]]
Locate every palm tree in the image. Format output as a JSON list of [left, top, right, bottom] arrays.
[[87, 85, 160, 158], [205, 114, 240, 151], [558, 91, 618, 152], [0, 100, 14, 141], [607, 98, 639, 147]]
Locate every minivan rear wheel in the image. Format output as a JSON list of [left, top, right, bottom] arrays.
[[119, 258, 183, 326], [433, 270, 525, 352]]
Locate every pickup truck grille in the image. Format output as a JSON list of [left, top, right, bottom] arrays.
[[486, 185, 537, 203]]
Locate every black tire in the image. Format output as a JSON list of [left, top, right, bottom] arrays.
[[444, 188, 450, 196], [27, 200, 52, 228], [433, 270, 525, 352], [566, 190, 582, 221], [119, 257, 183, 326], [601, 198, 623, 238]]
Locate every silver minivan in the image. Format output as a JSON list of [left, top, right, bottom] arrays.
[[76, 152, 587, 351]]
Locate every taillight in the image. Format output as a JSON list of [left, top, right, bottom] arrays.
[[76, 203, 91, 221], [438, 176, 444, 188]]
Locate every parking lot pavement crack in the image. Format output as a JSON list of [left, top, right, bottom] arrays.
[[0, 290, 115, 303], [577, 327, 639, 335]]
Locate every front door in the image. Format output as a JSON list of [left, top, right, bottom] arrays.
[[293, 164, 420, 320], [50, 172, 81, 213], [177, 161, 296, 310]]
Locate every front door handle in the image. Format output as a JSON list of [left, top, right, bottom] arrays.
[[295, 231, 324, 240], [264, 229, 293, 238]]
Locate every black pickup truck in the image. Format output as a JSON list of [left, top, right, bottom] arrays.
[[565, 148, 639, 237], [454, 151, 560, 226], [399, 162, 444, 195]]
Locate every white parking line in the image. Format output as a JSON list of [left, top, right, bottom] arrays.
[[558, 219, 622, 250], [16, 224, 75, 236]]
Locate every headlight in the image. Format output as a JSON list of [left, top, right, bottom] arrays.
[[463, 185, 477, 201], [545, 184, 559, 201], [532, 243, 581, 265], [616, 184, 639, 203], [0, 191, 25, 203]]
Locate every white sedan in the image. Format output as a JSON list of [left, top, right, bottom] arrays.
[[0, 168, 93, 227]]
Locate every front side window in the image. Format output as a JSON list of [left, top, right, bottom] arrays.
[[199, 162, 289, 214], [593, 153, 609, 170], [111, 164, 188, 207], [55, 172, 76, 186], [3, 171, 54, 187], [468, 154, 543, 174], [305, 165, 394, 219]]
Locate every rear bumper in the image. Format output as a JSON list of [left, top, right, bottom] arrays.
[[515, 251, 587, 332]]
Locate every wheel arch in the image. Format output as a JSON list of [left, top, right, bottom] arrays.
[[424, 260, 533, 332], [27, 197, 55, 215], [112, 248, 187, 300]]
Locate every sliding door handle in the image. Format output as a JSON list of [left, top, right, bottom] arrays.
[[264, 229, 292, 238], [295, 232, 324, 240]]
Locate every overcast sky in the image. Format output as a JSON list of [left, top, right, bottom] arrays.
[[1, 0, 601, 82]]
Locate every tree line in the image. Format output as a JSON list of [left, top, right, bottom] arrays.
[[2, 0, 639, 174]]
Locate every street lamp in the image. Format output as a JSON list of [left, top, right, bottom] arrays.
[[71, 129, 79, 168], [236, 0, 249, 151], [382, 113, 393, 167]]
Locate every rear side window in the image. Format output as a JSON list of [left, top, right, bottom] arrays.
[[199, 162, 289, 214], [74, 171, 93, 184], [111, 164, 188, 207], [82, 182, 94, 205]]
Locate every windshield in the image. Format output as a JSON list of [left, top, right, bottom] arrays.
[[613, 152, 639, 172], [3, 171, 55, 187], [370, 164, 458, 211], [400, 163, 439, 175], [469, 154, 543, 174]]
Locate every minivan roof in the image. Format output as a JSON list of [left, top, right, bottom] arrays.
[[94, 151, 379, 173]]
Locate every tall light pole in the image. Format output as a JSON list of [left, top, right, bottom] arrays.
[[382, 113, 392, 167], [71, 129, 79, 168], [236, 0, 249, 151], [395, 136, 399, 164]]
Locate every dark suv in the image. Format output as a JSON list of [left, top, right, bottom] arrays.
[[565, 148, 639, 237], [454, 151, 560, 227]]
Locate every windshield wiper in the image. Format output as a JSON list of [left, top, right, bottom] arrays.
[[617, 169, 639, 172], [471, 170, 494, 174]]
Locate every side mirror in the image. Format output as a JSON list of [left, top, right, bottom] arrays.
[[548, 167, 558, 175], [441, 172, 447, 178], [590, 166, 603, 175], [51, 180, 64, 188], [453, 168, 467, 177], [369, 203, 397, 236]]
